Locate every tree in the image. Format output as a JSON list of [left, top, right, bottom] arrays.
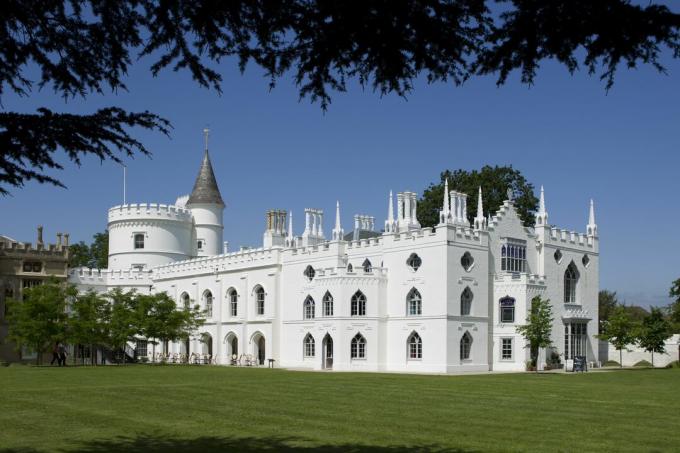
[[637, 308, 672, 367], [668, 278, 680, 332], [135, 292, 204, 362], [516, 295, 554, 372], [597, 305, 637, 368], [68, 231, 109, 269], [106, 289, 139, 365], [4, 279, 74, 365], [598, 290, 619, 334], [2, 1, 679, 194], [68, 291, 111, 366], [418, 165, 539, 228]]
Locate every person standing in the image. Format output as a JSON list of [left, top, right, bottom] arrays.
[[50, 343, 60, 366], [57, 343, 67, 367]]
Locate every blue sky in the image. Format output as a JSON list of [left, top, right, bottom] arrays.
[[2, 40, 678, 308]]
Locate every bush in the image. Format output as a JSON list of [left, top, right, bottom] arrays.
[[633, 360, 653, 367], [0, 361, 9, 367], [665, 360, 680, 369], [604, 360, 620, 367]]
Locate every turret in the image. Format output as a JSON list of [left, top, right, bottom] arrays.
[[186, 130, 225, 257]]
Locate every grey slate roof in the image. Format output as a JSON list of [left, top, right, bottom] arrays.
[[187, 150, 225, 206]]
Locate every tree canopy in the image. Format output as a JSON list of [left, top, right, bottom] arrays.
[[516, 295, 553, 371], [2, 0, 679, 194], [636, 307, 672, 366], [68, 231, 109, 269], [417, 165, 538, 227], [597, 304, 637, 368]]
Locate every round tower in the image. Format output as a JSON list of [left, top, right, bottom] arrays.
[[186, 148, 225, 257], [107, 203, 193, 270]]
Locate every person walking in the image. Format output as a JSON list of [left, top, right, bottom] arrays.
[[57, 343, 67, 367], [50, 342, 60, 366]]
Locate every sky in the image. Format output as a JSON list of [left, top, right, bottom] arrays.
[[2, 29, 679, 309]]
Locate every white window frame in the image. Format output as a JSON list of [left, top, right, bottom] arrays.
[[500, 337, 513, 361]]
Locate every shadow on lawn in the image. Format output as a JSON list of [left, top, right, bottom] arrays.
[[1, 436, 473, 453]]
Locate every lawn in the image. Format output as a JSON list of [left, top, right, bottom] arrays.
[[0, 366, 678, 452]]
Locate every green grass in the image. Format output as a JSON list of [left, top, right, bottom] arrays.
[[1, 366, 679, 452]]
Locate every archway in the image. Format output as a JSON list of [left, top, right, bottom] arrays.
[[225, 332, 238, 365], [322, 333, 333, 370], [200, 333, 213, 357], [252, 332, 266, 365]]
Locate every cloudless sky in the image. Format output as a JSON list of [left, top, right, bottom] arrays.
[[2, 25, 679, 308]]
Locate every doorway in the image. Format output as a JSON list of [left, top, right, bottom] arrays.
[[323, 334, 333, 370]]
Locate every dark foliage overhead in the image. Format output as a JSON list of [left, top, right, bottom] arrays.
[[1, 0, 678, 193]]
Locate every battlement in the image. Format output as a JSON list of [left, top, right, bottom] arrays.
[[69, 267, 153, 286], [108, 203, 193, 223], [0, 240, 68, 256], [152, 247, 280, 279], [546, 227, 596, 248]]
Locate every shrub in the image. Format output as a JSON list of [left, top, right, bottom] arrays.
[[665, 360, 680, 369], [604, 360, 620, 367], [0, 361, 9, 367], [633, 360, 653, 367]]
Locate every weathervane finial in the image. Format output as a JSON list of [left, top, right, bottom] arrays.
[[203, 127, 210, 151]]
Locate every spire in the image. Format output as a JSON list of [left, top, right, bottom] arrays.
[[443, 179, 450, 219], [332, 201, 344, 241], [385, 190, 395, 233], [536, 185, 547, 226], [474, 187, 487, 230], [587, 199, 598, 237], [187, 149, 225, 206]]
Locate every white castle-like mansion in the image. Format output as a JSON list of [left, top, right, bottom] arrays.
[[70, 147, 599, 373]]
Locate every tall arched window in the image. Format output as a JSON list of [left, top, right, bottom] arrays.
[[362, 259, 372, 273], [180, 292, 190, 310], [564, 262, 579, 303], [203, 290, 213, 317], [254, 286, 265, 315], [322, 291, 334, 317], [351, 290, 366, 316], [407, 332, 422, 359], [303, 296, 315, 319], [351, 333, 366, 359], [303, 333, 315, 357], [461, 287, 473, 316], [500, 296, 515, 323], [227, 288, 238, 317], [460, 332, 472, 360], [407, 288, 422, 316]]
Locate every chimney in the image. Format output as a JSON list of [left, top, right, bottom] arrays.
[[63, 233, 70, 247], [56, 232, 62, 247], [37, 226, 44, 245]]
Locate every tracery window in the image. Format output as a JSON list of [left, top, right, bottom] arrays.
[[351, 290, 366, 316], [303, 265, 315, 281], [407, 288, 422, 316], [407, 332, 422, 360], [461, 287, 473, 316], [203, 290, 213, 318], [351, 333, 366, 359], [362, 259, 372, 273], [501, 239, 527, 273], [407, 253, 422, 271], [460, 332, 472, 360], [227, 288, 238, 317], [564, 262, 579, 303], [461, 252, 474, 271], [500, 296, 515, 323], [180, 292, 191, 310], [322, 291, 333, 317], [303, 333, 315, 357], [255, 286, 265, 315], [303, 296, 315, 319]]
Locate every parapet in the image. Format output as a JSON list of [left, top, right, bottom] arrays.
[[108, 203, 193, 224], [69, 267, 153, 286], [152, 247, 281, 279]]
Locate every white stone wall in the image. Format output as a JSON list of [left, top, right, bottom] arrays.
[[603, 335, 680, 367]]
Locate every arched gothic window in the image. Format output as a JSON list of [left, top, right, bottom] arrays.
[[351, 333, 366, 359], [203, 290, 213, 318], [322, 291, 334, 317], [407, 331, 422, 359], [303, 333, 315, 357], [500, 296, 515, 323], [407, 253, 422, 271], [180, 292, 190, 310], [254, 286, 265, 315], [362, 259, 372, 273], [407, 288, 422, 316], [351, 290, 366, 316], [303, 265, 315, 281], [565, 262, 579, 303], [461, 287, 473, 316], [227, 288, 238, 317], [347, 263, 353, 272], [460, 332, 472, 360], [303, 296, 315, 319]]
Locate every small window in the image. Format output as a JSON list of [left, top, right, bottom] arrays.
[[461, 287, 473, 316], [23, 262, 42, 273], [303, 265, 315, 281], [228, 289, 238, 317], [582, 254, 590, 268], [460, 332, 472, 360], [554, 249, 563, 263], [351, 333, 366, 359], [461, 252, 474, 271], [362, 259, 372, 273], [407, 253, 422, 271], [22, 279, 42, 289], [180, 292, 191, 310], [255, 286, 265, 315], [500, 296, 515, 323], [303, 296, 315, 319], [303, 333, 315, 357], [501, 338, 513, 360], [134, 233, 145, 249], [407, 288, 422, 316], [322, 291, 334, 317], [407, 332, 422, 360], [203, 290, 213, 318], [347, 263, 353, 272], [136, 339, 148, 358], [351, 291, 366, 316], [197, 240, 203, 251]]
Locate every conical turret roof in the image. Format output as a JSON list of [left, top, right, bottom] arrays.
[[187, 150, 224, 206]]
